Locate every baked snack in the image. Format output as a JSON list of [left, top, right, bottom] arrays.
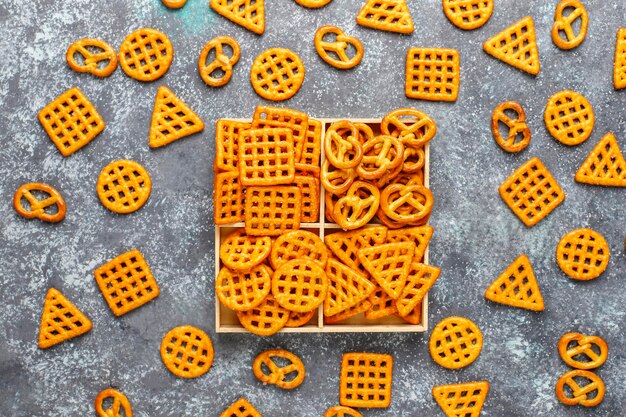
[[95, 388, 133, 417], [38, 288, 92, 349], [491, 101, 531, 153], [236, 294, 290, 336], [556, 228, 609, 281], [219, 398, 263, 417], [551, 0, 588, 50], [325, 121, 363, 169], [252, 106, 308, 162], [13, 183, 66, 223], [555, 370, 605, 407], [357, 135, 404, 180], [272, 259, 328, 313], [301, 118, 322, 166], [380, 183, 433, 224], [340, 352, 393, 408], [250, 48, 304, 101], [429, 316, 482, 369], [484, 254, 544, 311], [199, 36, 240, 87], [325, 258, 376, 317], [244, 186, 302, 236], [149, 86, 204, 148], [615, 28, 626, 89], [442, 0, 493, 30], [558, 332, 608, 370], [395, 262, 440, 317], [483, 16, 540, 75], [356, 0, 414, 34], [405, 48, 460, 101], [381, 108, 437, 149], [364, 286, 398, 319], [575, 132, 626, 186], [326, 300, 372, 324], [160, 325, 214, 378], [293, 174, 320, 222], [252, 349, 306, 389], [544, 90, 594, 146], [323, 406, 363, 417], [270, 230, 328, 270], [432, 381, 489, 417], [119, 28, 173, 82], [215, 119, 251, 172], [385, 226, 433, 262], [162, 0, 187, 8], [238, 128, 296, 186], [285, 310, 315, 327], [357, 242, 415, 299], [66, 38, 118, 77], [325, 226, 387, 270], [216, 265, 272, 312], [294, 0, 332, 7], [210, 0, 265, 35], [97, 160, 152, 214], [214, 171, 245, 224], [314, 26, 364, 70], [334, 181, 380, 230], [219, 230, 271, 271]]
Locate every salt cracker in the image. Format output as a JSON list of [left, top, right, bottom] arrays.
[[395, 262, 440, 317], [219, 230, 271, 271], [216, 264, 272, 312], [443, 0, 493, 30], [552, 0, 588, 50], [150, 86, 204, 148], [405, 48, 460, 101], [485, 254, 543, 311], [325, 121, 363, 170], [499, 157, 564, 227], [301, 118, 322, 166], [381, 183, 433, 224], [429, 316, 482, 369], [160, 325, 213, 378], [334, 181, 380, 230], [119, 28, 173, 82], [326, 300, 372, 324], [214, 171, 245, 225], [432, 381, 489, 417], [544, 90, 594, 146], [575, 132, 626, 186], [285, 310, 315, 327], [66, 38, 117, 77], [250, 48, 304, 101], [270, 230, 328, 270], [95, 388, 133, 417], [558, 332, 608, 370], [294, 0, 332, 8], [97, 160, 152, 214], [483, 16, 540, 75], [238, 128, 296, 186], [491, 101, 531, 153], [252, 349, 305, 389], [236, 294, 290, 336], [325, 258, 376, 317], [38, 288, 92, 349], [356, 0, 414, 34], [199, 36, 240, 87], [13, 183, 66, 223], [357, 242, 415, 299], [244, 186, 302, 236], [94, 249, 159, 316], [214, 119, 251, 172], [556, 228, 609, 281], [365, 287, 398, 319], [356, 135, 404, 180], [252, 106, 308, 162], [340, 352, 393, 408], [293, 174, 320, 222], [220, 398, 263, 417], [210, 0, 265, 35], [381, 108, 437, 149], [324, 406, 363, 417], [315, 26, 364, 70], [385, 226, 433, 262], [38, 87, 105, 156], [395, 302, 421, 324], [555, 370, 605, 407], [272, 259, 328, 313], [325, 226, 388, 270], [615, 28, 626, 89]]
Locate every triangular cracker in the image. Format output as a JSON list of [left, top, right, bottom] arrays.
[[575, 132, 626, 187], [483, 16, 540, 75], [615, 28, 626, 89], [325, 226, 387, 271], [386, 226, 433, 262], [324, 258, 376, 317], [365, 286, 398, 319], [39, 288, 92, 349], [432, 381, 489, 417], [395, 262, 440, 317], [149, 86, 204, 149], [485, 254, 544, 311], [210, 0, 265, 35], [356, 0, 414, 34], [357, 242, 415, 299]]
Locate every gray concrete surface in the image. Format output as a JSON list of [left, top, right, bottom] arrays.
[[0, 0, 624, 415]]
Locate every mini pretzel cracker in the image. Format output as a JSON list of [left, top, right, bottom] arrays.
[[429, 316, 483, 369], [386, 226, 433, 262], [252, 106, 309, 161], [491, 101, 531, 153], [162, 0, 187, 8], [66, 39, 118, 77], [210, 0, 265, 35], [395, 262, 440, 317], [220, 230, 272, 271], [402, 146, 425, 174], [252, 349, 306, 389], [499, 157, 564, 227], [357, 136, 404, 180], [94, 249, 160, 316], [432, 381, 489, 417], [340, 352, 393, 408], [483, 16, 540, 75], [38, 87, 105, 156], [484, 254, 544, 311], [250, 48, 304, 101], [314, 26, 364, 70], [38, 288, 92, 349], [13, 183, 66, 223], [325, 258, 376, 317], [365, 286, 398, 319], [356, 0, 414, 34], [244, 186, 302, 236], [381, 183, 434, 224], [324, 406, 363, 417], [443, 0, 493, 30], [294, 174, 320, 222], [556, 228, 609, 281], [381, 108, 437, 149], [198, 36, 241, 87], [216, 264, 272, 312], [215, 119, 251, 172], [294, 0, 332, 8], [97, 160, 152, 214], [220, 398, 263, 417], [272, 259, 328, 313], [615, 28, 626, 89], [357, 242, 415, 299], [214, 171, 245, 225], [552, 0, 588, 50], [555, 370, 605, 407], [325, 121, 363, 170], [236, 294, 290, 336], [544, 90, 594, 146], [325, 226, 388, 270], [322, 160, 356, 196], [334, 181, 380, 230], [150, 86, 204, 148], [119, 28, 173, 82], [270, 230, 328, 270], [575, 132, 626, 186], [95, 388, 133, 417], [285, 310, 315, 327], [326, 300, 372, 324], [301, 118, 322, 166], [558, 333, 608, 370], [405, 48, 460, 102], [160, 325, 214, 378], [238, 128, 296, 186]]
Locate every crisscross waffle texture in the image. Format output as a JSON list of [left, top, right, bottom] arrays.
[[555, 370, 605, 407], [13, 183, 66, 223], [94, 249, 159, 316], [38, 288, 92, 349], [485, 254, 544, 311], [483, 16, 540, 75], [405, 48, 460, 101], [244, 186, 302, 236], [556, 228, 609, 281], [491, 101, 531, 152], [499, 157, 564, 227], [357, 242, 415, 299], [325, 258, 376, 317], [544, 90, 594, 146], [293, 174, 320, 222], [236, 294, 290, 336], [575, 132, 626, 186], [214, 120, 251, 172], [558, 332, 608, 370], [149, 86, 204, 148], [340, 352, 393, 408], [429, 316, 483, 369], [66, 38, 118, 77], [220, 398, 263, 417], [252, 349, 306, 389], [551, 0, 588, 50], [395, 262, 440, 317], [219, 230, 271, 271], [97, 160, 152, 214], [443, 0, 493, 30], [324, 406, 363, 417], [615, 28, 626, 89], [216, 264, 272, 312], [301, 118, 322, 166], [396, 301, 421, 324], [270, 230, 328, 270], [214, 171, 245, 225], [250, 48, 305, 101], [252, 106, 308, 161], [272, 259, 328, 313], [160, 325, 213, 378], [238, 128, 296, 186], [119, 28, 173, 82], [365, 287, 398, 319], [326, 300, 372, 324], [432, 381, 489, 417], [38, 87, 105, 156], [285, 309, 315, 327], [325, 226, 387, 270], [210, 0, 265, 35], [94, 388, 132, 417], [356, 0, 414, 34], [385, 226, 433, 262]]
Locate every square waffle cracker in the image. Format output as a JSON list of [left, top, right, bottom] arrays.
[[615, 28, 626, 90], [395, 262, 440, 317], [405, 48, 460, 101], [325, 258, 376, 317], [38, 87, 105, 156], [324, 226, 388, 271], [238, 128, 296, 186], [215, 119, 251, 172], [214, 171, 245, 224], [483, 16, 540, 75], [149, 86, 204, 148], [357, 242, 416, 299], [340, 352, 393, 408], [210, 0, 265, 35], [39, 288, 92, 349], [356, 0, 414, 34], [575, 132, 626, 186], [293, 174, 320, 222], [499, 157, 565, 227], [220, 398, 263, 417], [301, 118, 322, 166], [94, 249, 160, 316], [252, 106, 309, 162], [244, 186, 302, 236], [432, 381, 489, 417], [385, 225, 433, 262], [485, 254, 544, 311]]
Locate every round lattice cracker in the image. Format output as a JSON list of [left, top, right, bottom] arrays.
[[237, 294, 290, 336], [220, 230, 272, 271], [443, 0, 493, 30], [285, 310, 315, 327], [97, 160, 152, 214], [556, 228, 609, 281], [252, 349, 306, 389], [162, 0, 187, 8], [250, 48, 305, 101], [216, 265, 272, 312], [429, 316, 483, 369], [119, 28, 173, 82], [270, 230, 328, 270], [272, 259, 328, 313], [294, 0, 333, 8], [160, 326, 214, 378], [544, 90, 594, 146], [324, 406, 363, 417]]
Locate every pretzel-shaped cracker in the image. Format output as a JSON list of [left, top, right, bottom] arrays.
[[353, 123, 375, 145], [552, 0, 588, 50], [250, 48, 305, 101], [324, 406, 363, 417], [558, 333, 608, 370], [198, 36, 241, 87], [272, 259, 328, 313], [314, 26, 364, 70], [322, 160, 356, 196], [430, 316, 483, 369], [381, 183, 433, 223], [220, 230, 272, 271], [66, 39, 118, 77], [491, 101, 531, 153], [119, 28, 173, 82], [357, 135, 404, 180], [162, 0, 187, 8], [402, 146, 425, 174], [14, 183, 66, 223], [160, 326, 214, 378], [325, 121, 363, 169], [334, 181, 380, 230], [555, 370, 605, 407], [381, 108, 437, 149], [95, 388, 133, 417], [252, 349, 306, 389]]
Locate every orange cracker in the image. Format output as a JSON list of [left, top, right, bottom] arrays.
[[270, 230, 328, 270], [324, 258, 376, 317], [238, 128, 296, 186], [334, 181, 380, 230], [94, 388, 133, 417], [365, 287, 398, 319], [38, 288, 92, 349], [544, 90, 594, 146], [162, 0, 187, 8], [485, 254, 544, 311], [381, 108, 437, 149], [432, 381, 489, 417], [385, 225, 433, 262], [294, 174, 320, 222], [301, 118, 322, 166], [558, 332, 608, 370], [219, 230, 271, 271], [38, 87, 105, 157], [325, 226, 388, 270], [357, 242, 415, 299], [214, 171, 245, 225], [210, 0, 265, 35], [295, 0, 332, 8], [94, 249, 160, 316], [149, 86, 204, 148], [252, 106, 308, 161], [324, 406, 363, 417], [340, 352, 393, 408], [356, 0, 414, 34], [13, 183, 66, 223], [381, 183, 433, 225], [615, 28, 626, 89], [483, 16, 540, 75], [119, 28, 173, 82], [245, 186, 302, 236], [556, 228, 610, 281], [498, 157, 564, 227], [66, 38, 117, 77], [429, 316, 482, 369], [220, 398, 263, 417], [315, 25, 364, 70], [395, 301, 421, 324], [97, 160, 152, 214], [443, 0, 493, 30], [552, 0, 588, 50], [160, 325, 214, 378], [216, 264, 272, 312], [326, 300, 372, 324], [491, 101, 531, 153], [252, 349, 306, 389], [555, 370, 605, 407], [405, 48, 460, 102], [272, 259, 328, 313], [250, 48, 304, 101], [395, 262, 440, 317], [285, 310, 315, 327], [214, 119, 251, 172], [575, 132, 626, 186], [236, 294, 290, 336], [198, 36, 241, 87]]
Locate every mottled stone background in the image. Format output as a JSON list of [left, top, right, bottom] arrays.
[[0, 0, 625, 415]]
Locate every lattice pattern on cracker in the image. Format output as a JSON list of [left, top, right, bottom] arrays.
[[219, 398, 263, 417], [443, 0, 493, 30], [236, 294, 290, 336], [219, 230, 271, 271], [365, 286, 398, 319], [483, 16, 540, 75], [97, 160, 152, 214], [210, 0, 265, 35], [301, 118, 322, 166], [395, 262, 440, 317], [272, 259, 328, 313], [325, 226, 388, 271], [544, 90, 594, 146], [432, 381, 489, 417], [406, 48, 460, 101], [270, 230, 328, 270], [149, 86, 204, 148], [325, 258, 376, 317], [575, 132, 626, 186], [38, 288, 92, 349], [485, 254, 544, 311], [238, 128, 296, 186], [429, 316, 483, 369], [214, 171, 245, 225], [356, 0, 414, 34], [556, 228, 610, 281], [160, 326, 214, 378], [119, 28, 173, 81], [385, 226, 433, 262], [216, 264, 271, 312], [326, 300, 372, 324], [340, 352, 393, 408], [250, 48, 304, 101], [215, 120, 251, 172], [615, 28, 626, 89], [244, 186, 302, 236], [252, 106, 309, 162], [357, 242, 415, 299], [293, 174, 320, 222]]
